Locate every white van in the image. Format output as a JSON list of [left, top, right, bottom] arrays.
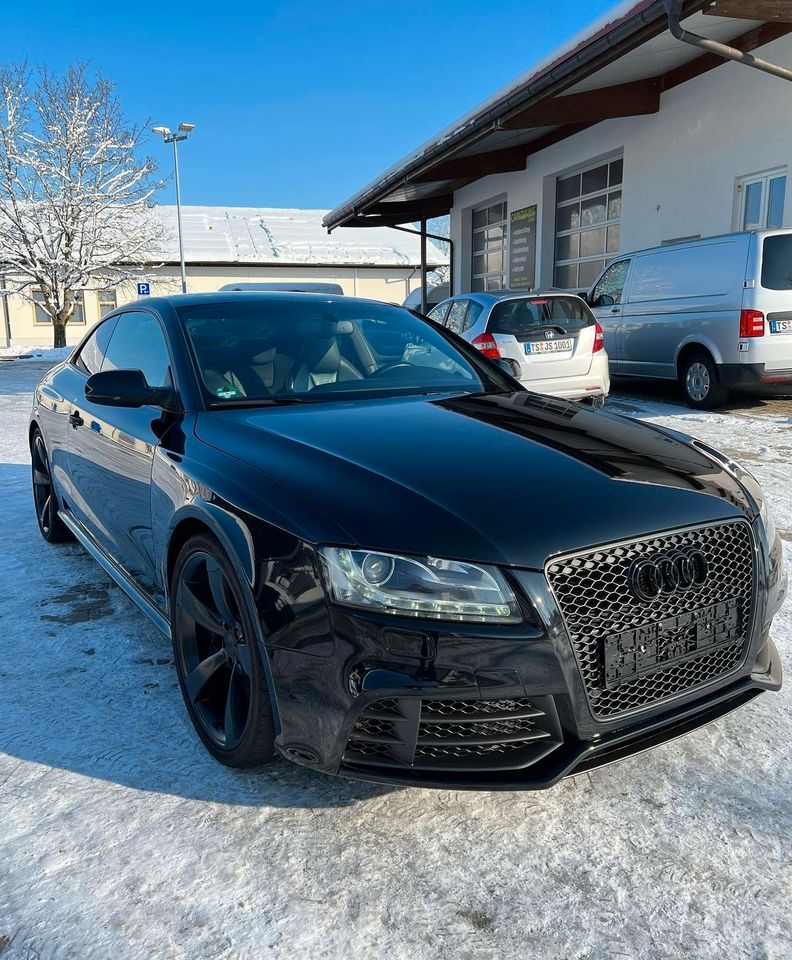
[[587, 230, 792, 408]]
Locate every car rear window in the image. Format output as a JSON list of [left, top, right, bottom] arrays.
[[487, 296, 594, 335], [761, 235, 792, 290]]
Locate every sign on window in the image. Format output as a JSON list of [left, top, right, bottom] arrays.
[[509, 205, 537, 290]]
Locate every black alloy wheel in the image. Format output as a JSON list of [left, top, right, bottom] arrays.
[[31, 430, 72, 543], [171, 535, 276, 767]]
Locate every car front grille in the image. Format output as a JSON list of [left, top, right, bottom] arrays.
[[546, 519, 755, 719], [344, 695, 562, 772]]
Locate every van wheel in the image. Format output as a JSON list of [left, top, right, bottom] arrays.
[[680, 353, 729, 410]]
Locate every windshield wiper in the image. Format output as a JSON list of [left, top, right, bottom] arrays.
[[208, 396, 309, 409]]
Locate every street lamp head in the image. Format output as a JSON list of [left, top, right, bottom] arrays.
[[178, 123, 196, 133], [152, 125, 171, 137]]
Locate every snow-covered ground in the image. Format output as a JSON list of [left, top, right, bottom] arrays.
[[0, 344, 72, 363], [0, 363, 790, 960]]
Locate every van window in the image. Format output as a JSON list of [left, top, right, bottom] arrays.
[[488, 296, 594, 335], [761, 235, 792, 290], [627, 241, 742, 303], [590, 260, 630, 306]]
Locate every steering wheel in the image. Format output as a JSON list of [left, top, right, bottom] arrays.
[[366, 362, 415, 379]]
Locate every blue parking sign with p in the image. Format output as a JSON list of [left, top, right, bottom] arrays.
[[137, 282, 151, 297]]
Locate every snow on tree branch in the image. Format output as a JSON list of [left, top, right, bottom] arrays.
[[0, 62, 165, 345]]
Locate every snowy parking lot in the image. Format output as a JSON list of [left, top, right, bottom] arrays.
[[0, 360, 790, 960]]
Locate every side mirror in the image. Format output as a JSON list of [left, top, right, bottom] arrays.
[[592, 293, 615, 308], [85, 369, 172, 409]]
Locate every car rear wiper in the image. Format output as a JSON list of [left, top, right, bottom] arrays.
[[527, 324, 569, 336]]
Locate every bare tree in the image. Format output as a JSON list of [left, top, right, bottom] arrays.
[[0, 63, 164, 346]]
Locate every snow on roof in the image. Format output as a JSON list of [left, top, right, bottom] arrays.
[[151, 205, 447, 267]]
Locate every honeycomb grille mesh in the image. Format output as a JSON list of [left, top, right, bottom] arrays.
[[546, 521, 754, 718]]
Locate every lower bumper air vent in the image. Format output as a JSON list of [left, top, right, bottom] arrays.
[[344, 695, 563, 773]]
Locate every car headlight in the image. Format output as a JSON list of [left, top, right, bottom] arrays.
[[318, 547, 520, 623]]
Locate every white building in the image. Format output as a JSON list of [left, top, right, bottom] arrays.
[[325, 1, 792, 296], [4, 205, 447, 346]]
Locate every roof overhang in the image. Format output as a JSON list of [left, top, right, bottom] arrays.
[[324, 0, 792, 231]]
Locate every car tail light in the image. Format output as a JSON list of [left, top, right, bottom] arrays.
[[593, 322, 605, 353], [740, 309, 765, 337], [471, 333, 501, 359]]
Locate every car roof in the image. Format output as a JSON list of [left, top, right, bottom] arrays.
[[438, 289, 585, 306]]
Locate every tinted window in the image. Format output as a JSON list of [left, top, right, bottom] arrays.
[[102, 312, 171, 387], [74, 316, 119, 375], [180, 299, 497, 406], [488, 296, 594, 335], [464, 301, 483, 332], [762, 235, 792, 290], [427, 303, 450, 323], [591, 260, 630, 305], [445, 301, 468, 335]]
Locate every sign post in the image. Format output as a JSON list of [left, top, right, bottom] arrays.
[[508, 206, 537, 290]]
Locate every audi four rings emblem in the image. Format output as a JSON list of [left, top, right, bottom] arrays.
[[628, 548, 709, 601], [544, 329, 555, 340]]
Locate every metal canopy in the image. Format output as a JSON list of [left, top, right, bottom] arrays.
[[324, 0, 790, 232]]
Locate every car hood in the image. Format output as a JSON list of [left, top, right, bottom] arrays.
[[195, 392, 753, 569]]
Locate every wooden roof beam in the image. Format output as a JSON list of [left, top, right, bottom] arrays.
[[703, 1, 792, 21], [502, 78, 661, 129]]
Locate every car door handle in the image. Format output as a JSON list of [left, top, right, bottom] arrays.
[[611, 307, 621, 314], [69, 411, 84, 429]]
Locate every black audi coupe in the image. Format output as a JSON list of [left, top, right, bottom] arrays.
[[30, 293, 784, 789]]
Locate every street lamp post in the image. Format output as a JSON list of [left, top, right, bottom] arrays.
[[152, 123, 195, 294]]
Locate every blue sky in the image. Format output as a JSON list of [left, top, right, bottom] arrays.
[[16, 0, 615, 209]]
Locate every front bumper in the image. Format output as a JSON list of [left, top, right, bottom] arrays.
[[264, 518, 784, 791]]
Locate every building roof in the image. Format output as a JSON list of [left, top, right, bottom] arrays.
[[152, 205, 447, 267], [324, 0, 791, 231]]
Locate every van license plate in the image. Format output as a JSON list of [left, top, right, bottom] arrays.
[[525, 339, 573, 354], [770, 319, 792, 333]]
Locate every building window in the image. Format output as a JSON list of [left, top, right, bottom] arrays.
[[97, 289, 117, 318], [471, 199, 507, 291], [554, 157, 623, 290], [33, 290, 85, 325], [738, 169, 786, 230]]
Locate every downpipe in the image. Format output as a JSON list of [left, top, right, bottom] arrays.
[[665, 0, 792, 83]]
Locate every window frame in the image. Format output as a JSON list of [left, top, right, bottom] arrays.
[[32, 289, 86, 325], [737, 168, 787, 231], [554, 156, 623, 291], [97, 289, 118, 319], [471, 199, 508, 292]]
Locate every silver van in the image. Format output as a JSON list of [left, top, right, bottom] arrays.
[[587, 230, 792, 408]]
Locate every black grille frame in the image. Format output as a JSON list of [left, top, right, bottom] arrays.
[[545, 519, 756, 720]]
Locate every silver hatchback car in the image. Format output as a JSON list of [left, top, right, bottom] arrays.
[[427, 291, 610, 405]]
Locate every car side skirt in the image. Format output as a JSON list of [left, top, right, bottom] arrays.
[[59, 509, 172, 639]]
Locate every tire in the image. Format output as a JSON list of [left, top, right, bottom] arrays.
[[680, 352, 729, 410], [170, 533, 277, 768], [30, 428, 72, 544]]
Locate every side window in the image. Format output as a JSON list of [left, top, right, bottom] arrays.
[[591, 260, 630, 306], [101, 311, 171, 387], [445, 300, 469, 335], [427, 303, 450, 324], [74, 316, 119, 375], [463, 301, 483, 332]]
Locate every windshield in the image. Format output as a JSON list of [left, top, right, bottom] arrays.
[[762, 235, 792, 290], [181, 298, 498, 406], [487, 296, 594, 336]]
